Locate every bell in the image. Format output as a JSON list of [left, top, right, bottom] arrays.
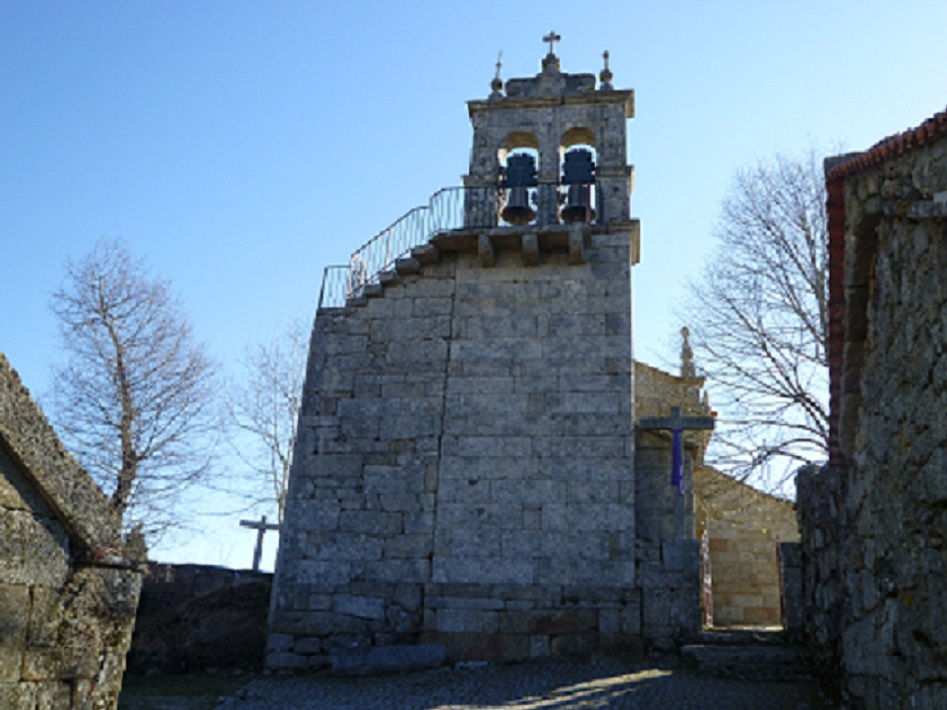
[[560, 183, 594, 223], [502, 186, 535, 225], [560, 149, 596, 224], [500, 153, 537, 225]]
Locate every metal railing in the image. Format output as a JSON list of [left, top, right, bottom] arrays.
[[318, 182, 596, 309]]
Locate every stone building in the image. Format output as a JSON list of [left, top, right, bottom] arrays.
[[796, 107, 947, 707], [268, 44, 712, 669], [693, 466, 799, 628], [0, 353, 145, 708]]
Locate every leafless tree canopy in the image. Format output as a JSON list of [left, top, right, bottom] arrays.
[[50, 238, 217, 536], [227, 318, 308, 523], [684, 152, 829, 486]]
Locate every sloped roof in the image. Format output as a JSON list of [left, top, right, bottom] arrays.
[[0, 352, 124, 556], [695, 464, 795, 512], [827, 106, 947, 180]]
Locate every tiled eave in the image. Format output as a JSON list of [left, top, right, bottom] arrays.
[[827, 107, 947, 181]]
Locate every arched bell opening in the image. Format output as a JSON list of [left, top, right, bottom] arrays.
[[497, 132, 540, 226], [559, 128, 597, 224]]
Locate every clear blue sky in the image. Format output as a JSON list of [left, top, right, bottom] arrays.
[[3, 1, 946, 568]]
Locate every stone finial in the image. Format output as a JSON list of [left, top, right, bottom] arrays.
[[542, 30, 561, 72], [599, 50, 614, 90], [681, 326, 696, 377], [490, 51, 504, 99]]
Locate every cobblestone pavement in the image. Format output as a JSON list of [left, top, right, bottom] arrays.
[[216, 659, 830, 709]]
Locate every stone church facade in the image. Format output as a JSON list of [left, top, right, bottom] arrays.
[[268, 47, 705, 669]]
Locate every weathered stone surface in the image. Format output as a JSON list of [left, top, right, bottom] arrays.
[[267, 51, 714, 667], [799, 125, 947, 708], [0, 353, 145, 709], [127, 564, 272, 674]]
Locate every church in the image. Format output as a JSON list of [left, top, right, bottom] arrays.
[[266, 37, 719, 670]]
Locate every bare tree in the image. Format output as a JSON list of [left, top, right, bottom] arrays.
[[50, 238, 217, 536], [227, 317, 309, 523], [683, 151, 829, 487]]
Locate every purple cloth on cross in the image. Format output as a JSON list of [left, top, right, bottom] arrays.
[[671, 428, 684, 494]]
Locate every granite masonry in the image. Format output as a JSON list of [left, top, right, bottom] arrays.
[[0, 353, 145, 709], [694, 466, 799, 628], [267, 49, 706, 669], [796, 107, 947, 707], [127, 564, 271, 674]]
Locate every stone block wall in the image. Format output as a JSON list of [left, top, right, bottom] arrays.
[[0, 354, 144, 709], [800, 115, 947, 708], [269, 227, 640, 668], [694, 466, 800, 628], [128, 564, 272, 673], [778, 543, 803, 637]]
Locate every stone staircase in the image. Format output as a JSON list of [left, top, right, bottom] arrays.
[[682, 629, 813, 682], [325, 222, 600, 311]]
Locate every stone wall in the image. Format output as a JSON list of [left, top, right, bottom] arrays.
[[269, 224, 642, 668], [0, 353, 144, 709], [632, 363, 708, 647], [128, 564, 271, 674], [799, 112, 947, 708], [694, 466, 799, 628]]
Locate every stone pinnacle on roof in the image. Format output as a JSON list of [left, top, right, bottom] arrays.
[[681, 326, 696, 377], [489, 51, 504, 99], [600, 50, 614, 90], [542, 30, 561, 72]]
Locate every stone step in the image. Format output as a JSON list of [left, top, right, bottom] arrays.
[[362, 283, 384, 298], [698, 628, 789, 646], [681, 643, 813, 681], [330, 644, 446, 676]]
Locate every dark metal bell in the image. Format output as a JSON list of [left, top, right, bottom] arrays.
[[560, 184, 594, 223], [560, 149, 596, 224], [502, 187, 535, 225], [501, 153, 537, 225]]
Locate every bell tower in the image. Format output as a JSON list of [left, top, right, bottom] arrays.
[[465, 37, 635, 232], [268, 37, 658, 670]]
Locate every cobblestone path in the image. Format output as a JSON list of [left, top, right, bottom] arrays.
[[216, 659, 828, 709]]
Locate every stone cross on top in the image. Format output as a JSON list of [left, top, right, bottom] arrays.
[[639, 406, 715, 494], [543, 30, 561, 56]]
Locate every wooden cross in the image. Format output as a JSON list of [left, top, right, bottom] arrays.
[[638, 406, 715, 494], [240, 515, 280, 572], [543, 31, 561, 55]]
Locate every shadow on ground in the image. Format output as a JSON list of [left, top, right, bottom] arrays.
[[118, 673, 254, 710], [121, 658, 831, 710]]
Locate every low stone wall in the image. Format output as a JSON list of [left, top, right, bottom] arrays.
[[127, 564, 272, 674], [794, 464, 845, 699], [778, 542, 803, 637]]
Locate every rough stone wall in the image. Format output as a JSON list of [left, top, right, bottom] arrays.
[[799, 122, 947, 708], [0, 353, 144, 710], [269, 228, 638, 668], [127, 564, 271, 673], [693, 466, 799, 628], [796, 463, 845, 698]]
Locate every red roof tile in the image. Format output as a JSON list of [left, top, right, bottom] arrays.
[[827, 106, 947, 180]]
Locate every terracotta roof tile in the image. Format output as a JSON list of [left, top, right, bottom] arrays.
[[827, 106, 947, 180]]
